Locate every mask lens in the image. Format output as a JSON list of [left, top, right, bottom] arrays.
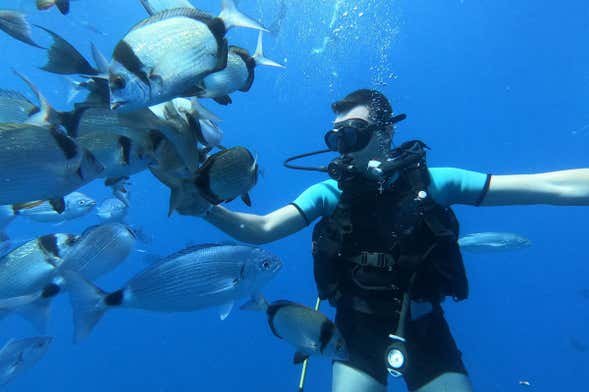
[[324, 119, 374, 153]]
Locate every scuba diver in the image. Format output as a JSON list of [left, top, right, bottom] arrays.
[[181, 89, 589, 392]]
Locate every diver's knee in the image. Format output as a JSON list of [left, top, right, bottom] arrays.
[[412, 372, 473, 392], [332, 362, 386, 392]]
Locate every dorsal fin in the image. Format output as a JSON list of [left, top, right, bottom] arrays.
[[130, 8, 218, 32]]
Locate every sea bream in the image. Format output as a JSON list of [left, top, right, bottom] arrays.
[[36, 0, 70, 14], [0, 123, 103, 205], [243, 296, 348, 364], [458, 232, 532, 253], [59, 223, 136, 279], [64, 243, 282, 342], [96, 197, 128, 222], [0, 90, 37, 123], [198, 32, 284, 105], [0, 10, 43, 48], [9, 192, 96, 223], [0, 336, 53, 386], [151, 146, 258, 215], [0, 224, 137, 330], [108, 0, 268, 111]]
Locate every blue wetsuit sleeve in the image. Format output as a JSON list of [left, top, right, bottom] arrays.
[[291, 179, 341, 225], [428, 167, 491, 206]]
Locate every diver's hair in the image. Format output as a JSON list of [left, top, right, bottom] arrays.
[[331, 89, 393, 125]]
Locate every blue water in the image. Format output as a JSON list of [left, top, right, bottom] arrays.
[[1, 0, 588, 391]]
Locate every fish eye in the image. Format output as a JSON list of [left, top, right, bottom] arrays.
[[110, 75, 126, 90], [78, 200, 86, 206], [261, 260, 271, 270]]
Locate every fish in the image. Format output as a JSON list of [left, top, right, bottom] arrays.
[[195, 146, 258, 206], [0, 10, 43, 48], [0, 233, 77, 330], [151, 146, 258, 215], [64, 243, 282, 342], [109, 1, 267, 111], [105, 176, 131, 206], [0, 90, 37, 123], [0, 224, 136, 329], [96, 198, 128, 222], [36, 0, 70, 14], [12, 192, 96, 223], [0, 123, 104, 205], [198, 32, 284, 105], [457, 232, 531, 253], [0, 336, 52, 386], [59, 223, 136, 280], [242, 296, 348, 364]]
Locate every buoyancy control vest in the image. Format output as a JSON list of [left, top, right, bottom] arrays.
[[311, 140, 469, 316]]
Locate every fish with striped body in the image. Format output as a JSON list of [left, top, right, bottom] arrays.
[[109, 0, 267, 111], [0, 123, 103, 205], [64, 243, 282, 342], [0, 224, 137, 329], [0, 336, 53, 386], [0, 90, 37, 123], [243, 296, 348, 363]]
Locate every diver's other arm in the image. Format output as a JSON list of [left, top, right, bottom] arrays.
[[482, 169, 589, 206], [203, 204, 308, 244]]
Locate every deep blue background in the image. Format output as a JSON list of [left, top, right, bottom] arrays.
[[1, 0, 588, 391]]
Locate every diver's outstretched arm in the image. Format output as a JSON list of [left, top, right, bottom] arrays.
[[481, 169, 589, 206], [203, 204, 307, 244]]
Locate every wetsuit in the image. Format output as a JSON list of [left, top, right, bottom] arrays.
[[291, 167, 490, 390]]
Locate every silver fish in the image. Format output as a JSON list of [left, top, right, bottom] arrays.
[[0, 90, 37, 123], [60, 223, 136, 279], [65, 243, 282, 342], [0, 234, 76, 300], [243, 296, 348, 363], [109, 1, 267, 111], [36, 0, 69, 14], [96, 198, 128, 222], [199, 32, 284, 105], [0, 336, 53, 386], [0, 10, 43, 48], [13, 192, 96, 223], [0, 123, 103, 205], [458, 232, 531, 253]]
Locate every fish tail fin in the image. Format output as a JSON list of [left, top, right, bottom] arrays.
[[148, 167, 183, 216], [35, 25, 98, 75], [0, 10, 44, 48], [62, 271, 108, 343], [55, 0, 70, 15], [239, 292, 269, 312], [253, 31, 285, 68], [13, 70, 61, 128], [219, 0, 268, 32]]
